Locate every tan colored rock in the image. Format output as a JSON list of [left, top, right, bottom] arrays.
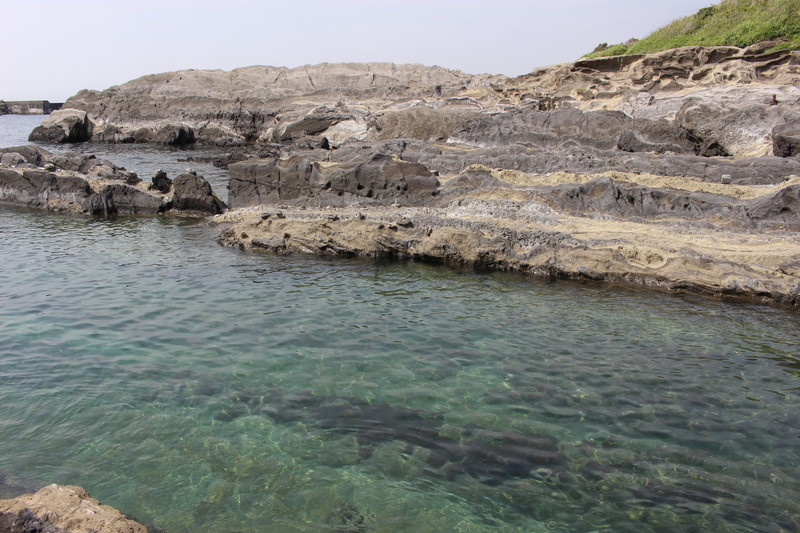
[[215, 167, 800, 308], [0, 484, 147, 533]]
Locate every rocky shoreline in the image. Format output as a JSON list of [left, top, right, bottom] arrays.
[[0, 146, 225, 216], [3, 44, 800, 308]]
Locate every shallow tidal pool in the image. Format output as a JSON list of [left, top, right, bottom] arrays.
[[0, 206, 799, 532]]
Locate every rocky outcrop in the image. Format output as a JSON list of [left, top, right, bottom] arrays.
[[60, 62, 496, 146], [215, 197, 800, 308], [52, 47, 800, 155], [28, 109, 93, 144], [218, 140, 800, 307], [17, 46, 800, 307], [0, 484, 147, 533], [0, 146, 226, 216]]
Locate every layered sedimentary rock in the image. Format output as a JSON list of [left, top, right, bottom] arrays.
[[0, 484, 147, 533], [21, 45, 800, 306], [0, 146, 225, 215], [218, 141, 800, 307], [57, 47, 800, 155]]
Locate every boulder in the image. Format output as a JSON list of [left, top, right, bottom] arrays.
[[28, 109, 93, 143], [97, 184, 164, 215], [172, 172, 227, 214], [149, 169, 173, 193], [93, 124, 135, 143], [0, 153, 26, 168], [153, 124, 195, 145], [0, 146, 48, 166]]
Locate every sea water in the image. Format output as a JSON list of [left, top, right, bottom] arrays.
[[1, 115, 799, 532]]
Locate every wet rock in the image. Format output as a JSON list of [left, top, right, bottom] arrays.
[[148, 169, 172, 194], [97, 184, 164, 215], [0, 169, 94, 213], [172, 172, 227, 214], [28, 109, 93, 144]]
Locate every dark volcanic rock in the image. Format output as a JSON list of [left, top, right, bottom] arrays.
[[0, 169, 94, 212], [172, 172, 227, 214], [0, 146, 48, 167], [773, 123, 800, 158], [97, 184, 164, 215], [0, 508, 66, 533], [228, 152, 440, 208], [28, 109, 93, 143], [149, 169, 173, 193]]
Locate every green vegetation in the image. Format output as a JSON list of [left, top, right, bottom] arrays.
[[584, 0, 800, 58]]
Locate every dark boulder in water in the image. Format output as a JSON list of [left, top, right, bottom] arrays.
[[171, 171, 227, 215], [149, 169, 173, 194]]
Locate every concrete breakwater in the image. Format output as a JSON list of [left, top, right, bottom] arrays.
[[0, 100, 63, 115]]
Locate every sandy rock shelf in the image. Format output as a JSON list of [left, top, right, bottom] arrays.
[[214, 199, 800, 309]]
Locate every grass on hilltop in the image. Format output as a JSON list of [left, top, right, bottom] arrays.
[[585, 0, 800, 58]]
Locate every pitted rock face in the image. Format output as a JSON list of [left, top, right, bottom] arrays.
[[228, 152, 440, 209]]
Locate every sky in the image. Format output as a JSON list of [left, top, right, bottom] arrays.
[[1, 0, 716, 102]]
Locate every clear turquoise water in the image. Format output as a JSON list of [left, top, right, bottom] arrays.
[[1, 206, 799, 532]]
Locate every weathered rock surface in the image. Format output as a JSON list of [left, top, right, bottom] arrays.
[[17, 45, 800, 306], [218, 147, 800, 307], [28, 109, 93, 144], [55, 47, 800, 155], [774, 122, 800, 158], [228, 152, 440, 209], [0, 146, 226, 216], [172, 171, 227, 214], [0, 484, 147, 533]]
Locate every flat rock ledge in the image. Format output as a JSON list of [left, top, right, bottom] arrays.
[[214, 169, 800, 308], [0, 484, 147, 533]]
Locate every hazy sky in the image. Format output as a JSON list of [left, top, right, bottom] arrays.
[[2, 0, 715, 102]]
